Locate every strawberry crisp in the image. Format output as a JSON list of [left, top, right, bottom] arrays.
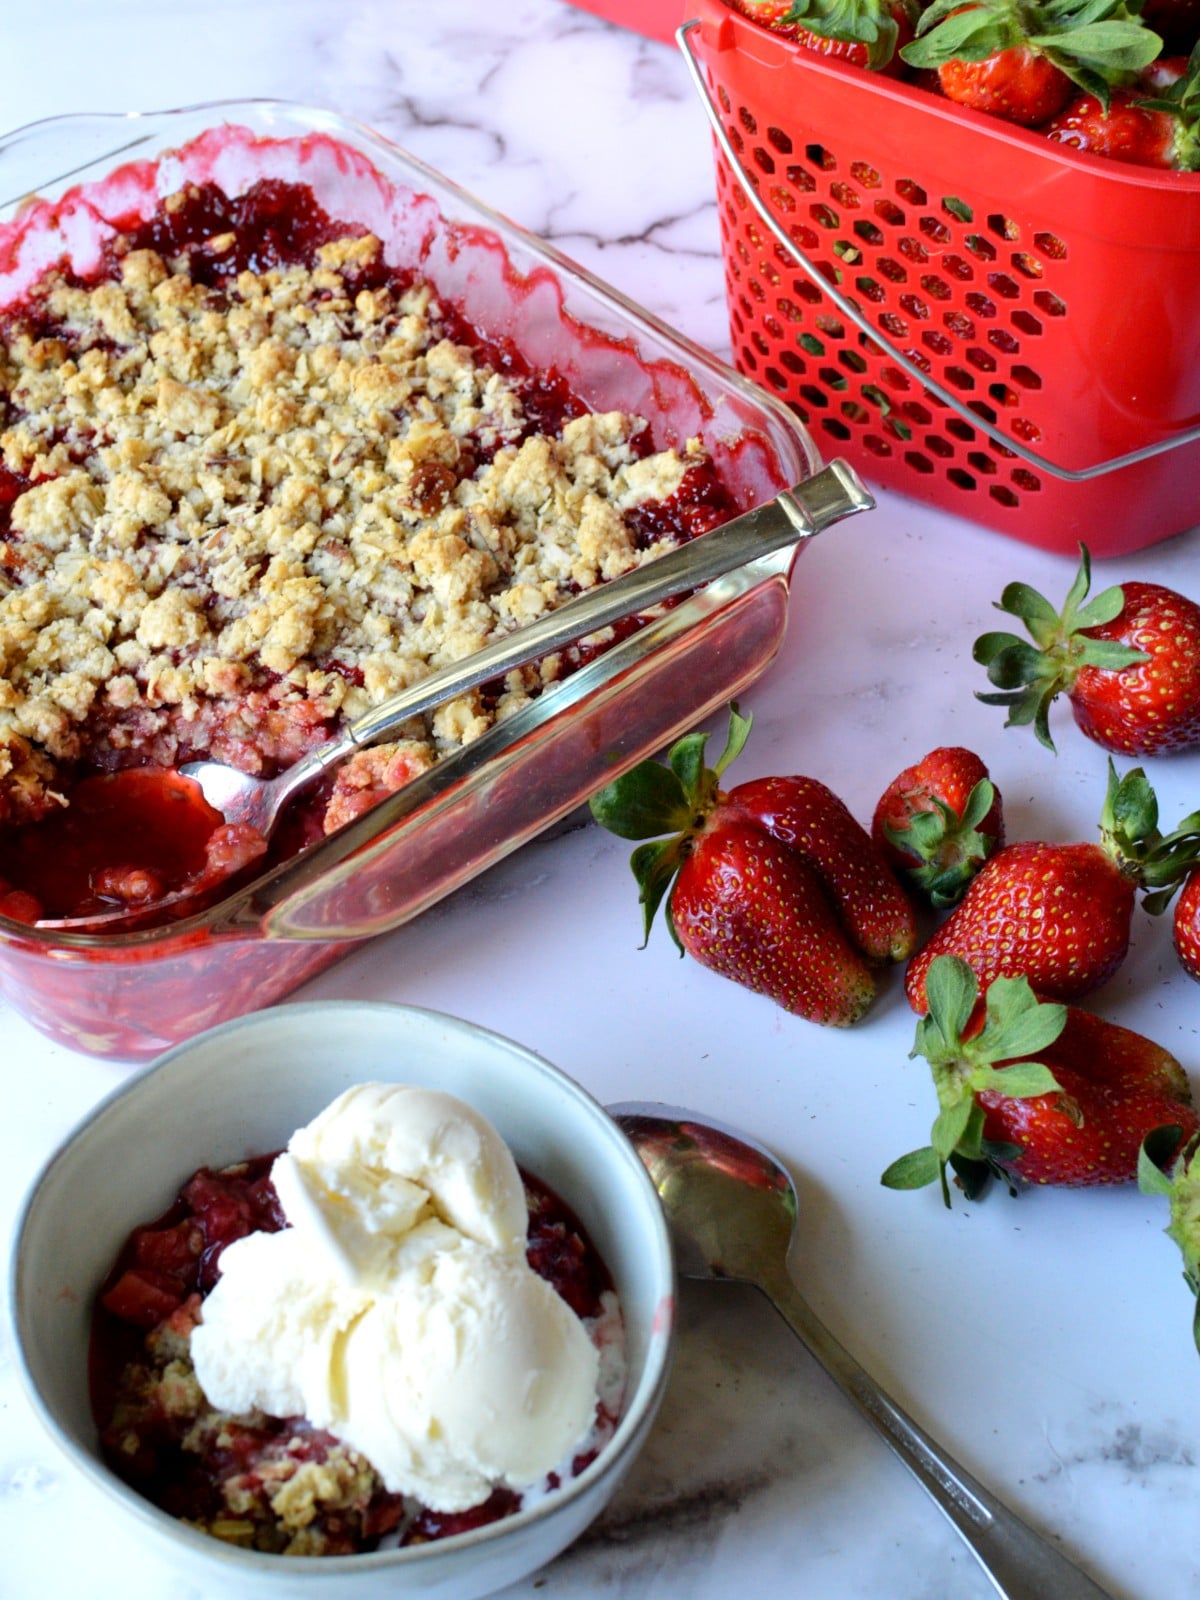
[[0, 178, 733, 920], [91, 1155, 625, 1556]]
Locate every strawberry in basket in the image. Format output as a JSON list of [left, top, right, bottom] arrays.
[[724, 0, 918, 72], [900, 0, 1165, 126], [1045, 46, 1200, 166]]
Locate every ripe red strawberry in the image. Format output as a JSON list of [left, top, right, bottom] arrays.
[[900, 0, 1164, 127], [589, 705, 915, 1024], [725, 0, 917, 70], [904, 763, 1200, 1012], [883, 955, 1197, 1202], [1045, 51, 1200, 168], [872, 746, 1004, 908], [1173, 867, 1200, 981], [728, 773, 917, 961], [975, 544, 1200, 755], [941, 42, 1076, 122]]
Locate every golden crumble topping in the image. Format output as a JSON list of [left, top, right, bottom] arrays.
[[0, 197, 710, 830]]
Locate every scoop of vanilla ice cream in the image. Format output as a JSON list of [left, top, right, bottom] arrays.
[[337, 1242, 602, 1510], [188, 1227, 367, 1421], [190, 1084, 601, 1512], [277, 1083, 529, 1284]]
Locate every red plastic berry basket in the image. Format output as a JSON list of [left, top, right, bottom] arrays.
[[682, 2, 1200, 555]]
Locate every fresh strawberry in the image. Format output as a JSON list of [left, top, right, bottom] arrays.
[[1173, 867, 1200, 981], [589, 705, 915, 1024], [872, 746, 1004, 908], [725, 0, 796, 19], [729, 773, 917, 961], [1139, 1129, 1200, 1355], [1045, 48, 1200, 167], [726, 0, 917, 70], [904, 762, 1200, 1012], [900, 0, 1164, 126], [1037, 1002, 1193, 1098], [940, 41, 1079, 122], [974, 543, 1200, 755], [883, 955, 1197, 1202]]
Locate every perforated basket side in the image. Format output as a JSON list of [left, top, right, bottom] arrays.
[[689, 3, 1200, 551]]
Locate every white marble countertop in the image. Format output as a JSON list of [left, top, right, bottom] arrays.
[[3, 3, 1200, 1598]]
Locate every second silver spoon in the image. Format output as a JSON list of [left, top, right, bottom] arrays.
[[611, 1102, 1117, 1600]]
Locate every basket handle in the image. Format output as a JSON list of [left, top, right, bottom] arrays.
[[678, 17, 1200, 485]]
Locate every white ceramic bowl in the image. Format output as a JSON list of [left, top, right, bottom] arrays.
[[9, 1001, 675, 1599]]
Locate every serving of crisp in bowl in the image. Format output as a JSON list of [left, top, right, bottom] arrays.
[[9, 999, 675, 1597]]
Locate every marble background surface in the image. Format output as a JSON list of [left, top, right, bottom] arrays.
[[3, 4, 1200, 1599]]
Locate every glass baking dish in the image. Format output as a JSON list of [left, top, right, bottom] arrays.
[[0, 100, 828, 1060]]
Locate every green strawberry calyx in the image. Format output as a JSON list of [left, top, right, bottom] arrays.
[[588, 704, 752, 952], [782, 0, 907, 66], [1097, 760, 1200, 909], [901, 0, 1163, 106], [882, 955, 1066, 1207], [973, 542, 1149, 752], [883, 776, 998, 909], [1138, 1127, 1200, 1355]]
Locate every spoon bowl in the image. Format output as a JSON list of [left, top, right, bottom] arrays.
[[610, 1103, 1117, 1600]]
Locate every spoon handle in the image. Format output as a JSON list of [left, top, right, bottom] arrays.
[[260, 460, 871, 817], [762, 1269, 1116, 1600]]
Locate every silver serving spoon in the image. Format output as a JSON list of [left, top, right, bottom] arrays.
[[180, 461, 872, 839], [610, 1103, 1117, 1600]]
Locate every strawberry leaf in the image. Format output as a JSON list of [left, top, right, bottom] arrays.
[[959, 778, 996, 832], [712, 702, 753, 780], [932, 1096, 975, 1162], [630, 836, 689, 948], [923, 953, 979, 1045], [783, 0, 901, 61], [974, 1061, 1060, 1097], [880, 1145, 943, 1189], [901, 3, 1019, 64], [668, 730, 712, 808], [996, 581, 1063, 648], [973, 636, 1051, 689], [974, 973, 1066, 1063], [1137, 1127, 1181, 1194], [590, 760, 691, 840]]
